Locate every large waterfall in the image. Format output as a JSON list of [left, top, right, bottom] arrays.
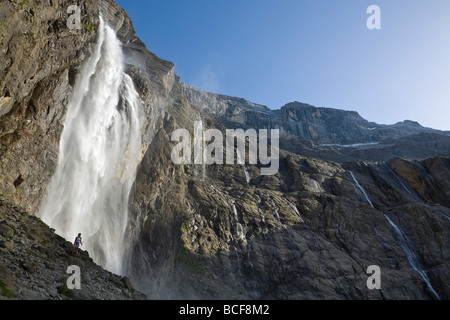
[[39, 17, 143, 275]]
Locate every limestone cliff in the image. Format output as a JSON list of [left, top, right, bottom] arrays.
[[0, 0, 99, 212], [0, 0, 449, 301]]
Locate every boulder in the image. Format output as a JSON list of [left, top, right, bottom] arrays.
[[0, 224, 13, 238], [68, 289, 90, 301]]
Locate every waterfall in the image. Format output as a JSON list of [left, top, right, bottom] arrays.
[[382, 163, 450, 223], [39, 17, 143, 275], [350, 171, 374, 208], [236, 147, 250, 185], [382, 214, 440, 300], [231, 202, 245, 240], [243, 166, 251, 185], [439, 210, 450, 223], [349, 171, 440, 299], [283, 198, 303, 222], [382, 162, 417, 200]]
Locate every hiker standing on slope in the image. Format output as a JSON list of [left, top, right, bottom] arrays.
[[72, 233, 83, 256]]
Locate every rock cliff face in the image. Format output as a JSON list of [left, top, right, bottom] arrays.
[[182, 87, 450, 163], [0, 0, 99, 213], [0, 0, 449, 300], [127, 129, 450, 299]]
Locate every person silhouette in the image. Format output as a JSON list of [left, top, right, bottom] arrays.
[[72, 233, 83, 256]]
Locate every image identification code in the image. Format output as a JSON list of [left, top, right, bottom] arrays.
[[179, 304, 270, 317]]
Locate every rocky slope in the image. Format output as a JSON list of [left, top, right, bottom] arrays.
[[0, 196, 146, 300], [0, 0, 155, 300], [0, 0, 449, 301]]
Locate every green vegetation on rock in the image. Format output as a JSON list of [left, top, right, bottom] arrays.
[[0, 280, 15, 299]]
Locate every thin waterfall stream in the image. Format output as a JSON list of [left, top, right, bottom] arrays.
[[349, 171, 440, 300]]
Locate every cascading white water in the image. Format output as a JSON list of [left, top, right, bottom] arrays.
[[382, 214, 440, 299], [243, 166, 251, 186], [231, 202, 245, 240], [349, 171, 440, 299], [236, 147, 250, 185], [350, 171, 374, 208], [283, 198, 303, 222], [39, 17, 143, 275]]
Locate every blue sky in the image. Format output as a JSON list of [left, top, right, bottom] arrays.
[[115, 0, 450, 131]]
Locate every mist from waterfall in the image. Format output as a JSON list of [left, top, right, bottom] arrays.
[[39, 17, 143, 275]]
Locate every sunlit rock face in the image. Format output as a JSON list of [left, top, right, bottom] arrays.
[[0, 0, 449, 300]]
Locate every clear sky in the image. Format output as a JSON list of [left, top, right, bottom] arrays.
[[115, 0, 450, 131]]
